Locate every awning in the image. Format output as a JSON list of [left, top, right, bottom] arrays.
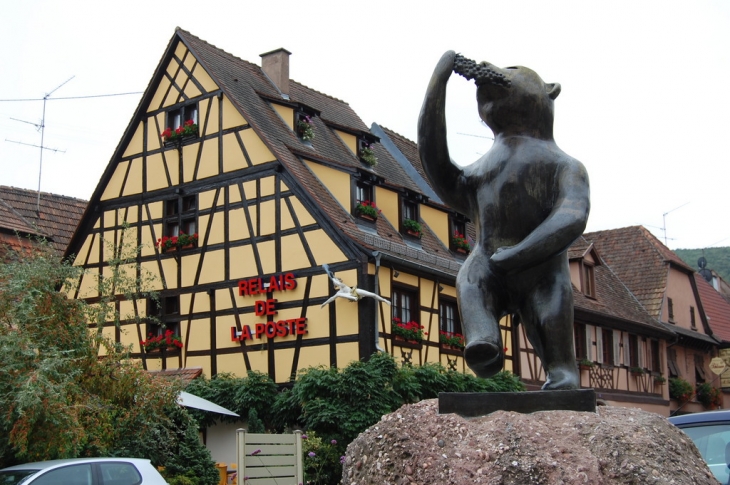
[[178, 391, 240, 417]]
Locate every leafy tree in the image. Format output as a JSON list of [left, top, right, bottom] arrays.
[[0, 239, 218, 485]]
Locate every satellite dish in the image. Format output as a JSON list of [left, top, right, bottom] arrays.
[[698, 257, 707, 269]]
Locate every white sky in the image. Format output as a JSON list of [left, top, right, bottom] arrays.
[[1, 0, 728, 253]]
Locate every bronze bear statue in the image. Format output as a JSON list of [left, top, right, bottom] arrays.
[[418, 51, 590, 390]]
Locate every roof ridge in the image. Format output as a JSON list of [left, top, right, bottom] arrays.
[[0, 185, 88, 203], [290, 79, 350, 105], [378, 125, 416, 145]]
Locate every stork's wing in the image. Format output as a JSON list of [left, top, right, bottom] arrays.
[[353, 288, 391, 305], [320, 288, 358, 307]]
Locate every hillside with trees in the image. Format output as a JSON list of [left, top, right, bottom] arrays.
[[675, 246, 730, 282]]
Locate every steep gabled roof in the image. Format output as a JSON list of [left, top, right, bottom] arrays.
[[569, 236, 670, 336], [583, 226, 688, 319], [0, 185, 87, 254], [695, 273, 730, 343], [67, 29, 467, 278]]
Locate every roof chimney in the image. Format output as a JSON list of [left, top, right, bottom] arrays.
[[260, 48, 291, 96]]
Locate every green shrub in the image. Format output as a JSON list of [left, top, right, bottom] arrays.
[[696, 382, 722, 408], [300, 431, 344, 485], [669, 377, 693, 402]]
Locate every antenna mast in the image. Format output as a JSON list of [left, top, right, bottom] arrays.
[[34, 76, 75, 213], [661, 202, 689, 246]]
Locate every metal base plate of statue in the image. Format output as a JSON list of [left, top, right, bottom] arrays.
[[439, 388, 596, 417], [418, 51, 590, 395]]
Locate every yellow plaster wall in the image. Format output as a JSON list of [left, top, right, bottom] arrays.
[[72, 236, 92, 266], [260, 176, 276, 197], [146, 153, 169, 192], [280, 198, 295, 231], [192, 63, 219, 94], [280, 234, 311, 271], [305, 230, 347, 265], [101, 162, 128, 201], [201, 97, 220, 135], [375, 187, 399, 226], [122, 124, 144, 158], [221, 97, 247, 130], [77, 271, 98, 299], [181, 253, 202, 287], [122, 158, 143, 196], [197, 138, 220, 180], [258, 240, 277, 274], [241, 129, 275, 165], [228, 210, 251, 241], [394, 271, 418, 288], [258, 200, 276, 236], [198, 250, 224, 285], [200, 212, 225, 245], [272, 104, 294, 130], [335, 130, 357, 154], [146, 118, 163, 152], [149, 77, 171, 112], [183, 76, 202, 99], [222, 133, 247, 172], [185, 318, 211, 351], [122, 206, 138, 224], [229, 245, 256, 280], [421, 205, 448, 246], [289, 197, 316, 226], [182, 143, 200, 183], [304, 161, 350, 210], [161, 258, 178, 289], [338, 342, 360, 367]]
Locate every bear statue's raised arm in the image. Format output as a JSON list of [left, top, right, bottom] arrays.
[[417, 50, 473, 219]]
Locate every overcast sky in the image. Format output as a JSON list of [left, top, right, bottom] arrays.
[[1, 1, 728, 254]]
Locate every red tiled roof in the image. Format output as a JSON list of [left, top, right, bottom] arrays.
[[584, 226, 681, 320], [695, 273, 730, 343], [569, 236, 668, 334], [0, 186, 87, 254]]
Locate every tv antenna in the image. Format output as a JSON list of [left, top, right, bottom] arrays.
[[661, 201, 689, 246], [6, 76, 74, 214]]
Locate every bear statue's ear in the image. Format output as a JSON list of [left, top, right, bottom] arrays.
[[546, 83, 561, 100]]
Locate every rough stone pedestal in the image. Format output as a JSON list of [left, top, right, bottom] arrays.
[[342, 399, 718, 485], [439, 389, 596, 416]]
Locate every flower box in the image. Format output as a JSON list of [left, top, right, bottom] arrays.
[[156, 233, 199, 253], [141, 329, 183, 353], [452, 231, 471, 253], [355, 201, 380, 221], [392, 318, 425, 342], [160, 120, 199, 144]]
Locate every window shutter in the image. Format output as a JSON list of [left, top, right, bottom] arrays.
[[585, 325, 594, 361], [638, 338, 645, 368], [613, 330, 621, 366], [622, 333, 630, 366], [596, 328, 603, 364]]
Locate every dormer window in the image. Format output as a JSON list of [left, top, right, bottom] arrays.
[[450, 218, 470, 254], [353, 182, 378, 222], [296, 112, 315, 142], [581, 262, 596, 298], [359, 138, 377, 167], [401, 198, 421, 238]]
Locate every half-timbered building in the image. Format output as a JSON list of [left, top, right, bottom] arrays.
[[64, 29, 489, 383]]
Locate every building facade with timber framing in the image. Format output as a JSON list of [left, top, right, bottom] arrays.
[[64, 28, 505, 383], [63, 29, 729, 417]]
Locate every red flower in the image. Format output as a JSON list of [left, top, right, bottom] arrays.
[[185, 119, 194, 127], [160, 127, 172, 138]]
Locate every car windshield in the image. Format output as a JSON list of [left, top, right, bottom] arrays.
[[0, 470, 40, 485], [681, 423, 730, 484]]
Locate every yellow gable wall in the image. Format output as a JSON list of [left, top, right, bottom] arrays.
[[335, 130, 357, 155], [304, 160, 350, 211], [375, 186, 399, 227], [272, 104, 294, 130], [421, 205, 448, 247]]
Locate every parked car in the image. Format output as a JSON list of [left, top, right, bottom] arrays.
[[669, 409, 730, 484], [0, 457, 168, 485]]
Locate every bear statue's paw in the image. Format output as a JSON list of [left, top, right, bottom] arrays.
[[464, 340, 504, 379], [542, 366, 580, 390]]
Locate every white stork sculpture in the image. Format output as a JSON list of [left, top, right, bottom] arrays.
[[320, 264, 390, 308]]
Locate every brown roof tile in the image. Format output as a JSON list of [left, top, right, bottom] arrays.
[[0, 186, 87, 254], [695, 273, 730, 343]]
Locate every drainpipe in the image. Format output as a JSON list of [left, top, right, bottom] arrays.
[[372, 251, 385, 352]]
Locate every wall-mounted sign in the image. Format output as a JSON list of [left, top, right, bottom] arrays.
[[719, 349, 730, 388], [232, 272, 307, 342]]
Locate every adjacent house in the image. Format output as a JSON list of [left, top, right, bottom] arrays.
[[0, 185, 87, 259]]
